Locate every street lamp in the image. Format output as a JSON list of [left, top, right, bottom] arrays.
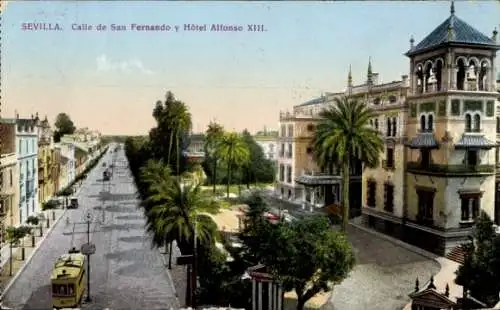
[[83, 212, 94, 303]]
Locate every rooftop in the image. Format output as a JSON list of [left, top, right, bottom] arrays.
[[406, 3, 498, 56]]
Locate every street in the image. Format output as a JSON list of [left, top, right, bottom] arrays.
[[2, 144, 180, 310]]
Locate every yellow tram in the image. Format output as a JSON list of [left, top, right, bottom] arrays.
[[51, 251, 86, 309]]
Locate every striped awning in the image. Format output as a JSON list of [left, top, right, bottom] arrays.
[[405, 133, 439, 149], [455, 135, 497, 149]]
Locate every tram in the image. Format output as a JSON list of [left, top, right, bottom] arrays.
[[51, 251, 86, 309]]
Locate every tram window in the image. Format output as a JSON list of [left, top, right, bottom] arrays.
[[68, 284, 75, 296], [53, 284, 68, 296]]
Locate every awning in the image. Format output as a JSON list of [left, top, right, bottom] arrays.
[[455, 135, 497, 149], [405, 132, 439, 149], [295, 174, 341, 185]]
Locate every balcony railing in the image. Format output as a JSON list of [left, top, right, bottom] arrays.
[[406, 162, 495, 175]]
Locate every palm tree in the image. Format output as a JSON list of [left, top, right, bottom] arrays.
[[217, 132, 250, 198], [205, 121, 225, 194], [312, 96, 383, 232], [145, 178, 220, 305]]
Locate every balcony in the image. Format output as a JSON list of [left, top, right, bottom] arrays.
[[406, 162, 495, 176]]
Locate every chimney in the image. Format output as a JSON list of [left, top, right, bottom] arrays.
[[371, 73, 379, 85]]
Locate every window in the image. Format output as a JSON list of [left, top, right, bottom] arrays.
[[386, 119, 391, 136], [25, 140, 28, 153], [9, 169, 13, 186], [497, 147, 500, 165], [52, 284, 76, 297], [497, 117, 500, 133], [279, 164, 284, 182], [384, 183, 394, 212], [465, 114, 472, 132], [366, 180, 376, 207], [427, 114, 434, 131], [286, 165, 292, 183], [287, 143, 292, 158], [420, 115, 426, 131], [287, 125, 294, 137], [386, 147, 394, 169], [474, 114, 481, 132], [417, 189, 435, 225], [306, 147, 313, 154], [370, 119, 373, 127], [466, 150, 478, 166], [306, 124, 315, 132], [280, 125, 286, 137], [280, 143, 285, 157], [420, 149, 431, 168], [374, 119, 379, 130], [373, 97, 381, 105], [460, 194, 480, 222], [389, 95, 397, 103], [391, 117, 397, 136]]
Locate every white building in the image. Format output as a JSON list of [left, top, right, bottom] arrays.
[[253, 129, 278, 162]]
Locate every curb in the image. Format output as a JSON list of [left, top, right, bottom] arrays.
[[0, 208, 66, 299], [157, 238, 180, 303]]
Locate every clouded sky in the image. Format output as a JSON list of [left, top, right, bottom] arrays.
[[1, 1, 498, 135]]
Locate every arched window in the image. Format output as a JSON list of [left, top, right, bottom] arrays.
[[420, 115, 426, 131], [474, 114, 481, 132], [428, 114, 434, 131], [465, 114, 472, 132]]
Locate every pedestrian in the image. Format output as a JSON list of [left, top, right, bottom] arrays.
[[66, 216, 71, 226]]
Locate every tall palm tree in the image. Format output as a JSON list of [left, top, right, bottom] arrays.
[[217, 132, 250, 198], [205, 121, 225, 194], [145, 178, 220, 305], [312, 96, 383, 232]]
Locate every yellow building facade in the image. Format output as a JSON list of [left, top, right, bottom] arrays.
[[276, 4, 499, 256]]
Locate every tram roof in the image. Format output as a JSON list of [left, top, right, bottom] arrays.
[[51, 253, 85, 280]]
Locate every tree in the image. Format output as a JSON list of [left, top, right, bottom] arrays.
[[53, 113, 76, 142], [144, 177, 221, 306], [241, 130, 275, 187], [455, 211, 500, 306], [217, 132, 250, 198], [204, 121, 225, 194], [250, 216, 355, 310], [312, 96, 384, 232]]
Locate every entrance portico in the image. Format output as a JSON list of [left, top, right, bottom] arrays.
[[295, 173, 341, 212]]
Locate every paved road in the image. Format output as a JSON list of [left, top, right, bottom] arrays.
[[2, 143, 180, 310]]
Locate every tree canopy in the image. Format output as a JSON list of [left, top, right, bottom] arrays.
[[455, 211, 500, 306], [53, 113, 76, 142]]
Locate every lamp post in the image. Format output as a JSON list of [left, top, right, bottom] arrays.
[[84, 212, 93, 302]]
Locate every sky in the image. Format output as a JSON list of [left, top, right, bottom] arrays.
[[1, 1, 499, 135]]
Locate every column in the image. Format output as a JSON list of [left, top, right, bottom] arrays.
[[252, 279, 257, 310], [468, 199, 473, 221], [301, 186, 306, 210], [258, 282, 263, 310], [451, 66, 458, 89], [268, 282, 273, 310], [310, 188, 315, 212], [277, 285, 283, 310]]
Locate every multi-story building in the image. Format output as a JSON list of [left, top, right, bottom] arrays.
[[253, 129, 278, 162], [276, 4, 498, 256], [0, 121, 20, 236], [55, 141, 75, 189], [36, 115, 55, 204], [399, 4, 499, 254], [3, 114, 40, 223], [185, 133, 205, 164], [276, 92, 364, 214]]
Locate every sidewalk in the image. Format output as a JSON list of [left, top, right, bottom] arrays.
[[0, 173, 89, 296], [0, 208, 66, 294]]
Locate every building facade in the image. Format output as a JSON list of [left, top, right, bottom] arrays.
[[253, 129, 278, 162], [56, 141, 75, 189], [37, 116, 54, 205], [9, 115, 40, 223], [275, 4, 499, 256], [0, 121, 20, 237]]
